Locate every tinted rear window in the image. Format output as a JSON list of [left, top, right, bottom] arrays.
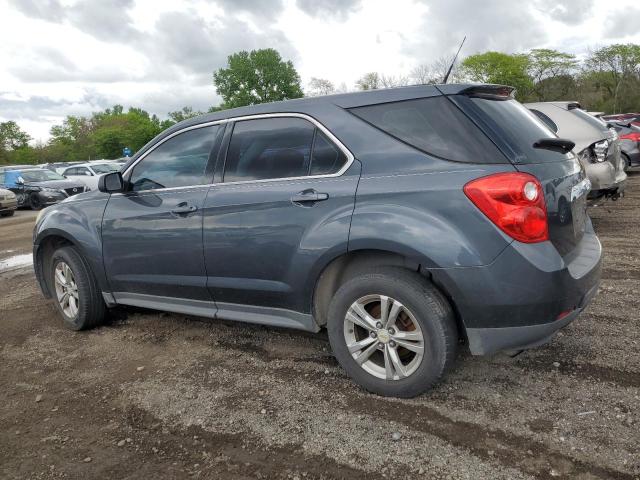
[[349, 96, 507, 164], [458, 96, 566, 164]]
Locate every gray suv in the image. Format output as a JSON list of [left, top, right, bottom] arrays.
[[33, 84, 602, 398]]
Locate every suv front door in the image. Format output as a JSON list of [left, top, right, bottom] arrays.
[[202, 115, 360, 329], [102, 124, 223, 312]]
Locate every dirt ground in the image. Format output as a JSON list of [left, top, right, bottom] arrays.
[[1, 175, 638, 480]]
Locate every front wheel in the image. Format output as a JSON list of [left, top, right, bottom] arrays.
[[29, 193, 43, 210], [49, 246, 106, 330], [327, 268, 458, 398], [621, 153, 630, 172]]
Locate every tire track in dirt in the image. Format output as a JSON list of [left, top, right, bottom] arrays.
[[343, 395, 635, 480]]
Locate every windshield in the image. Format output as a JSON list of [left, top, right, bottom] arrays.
[[21, 169, 66, 182], [91, 163, 120, 174]]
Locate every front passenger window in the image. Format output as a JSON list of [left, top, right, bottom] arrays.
[[129, 125, 219, 192]]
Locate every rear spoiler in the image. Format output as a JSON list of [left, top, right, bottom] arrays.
[[459, 85, 515, 100]]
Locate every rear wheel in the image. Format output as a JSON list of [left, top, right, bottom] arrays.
[[29, 193, 43, 210], [327, 268, 457, 398], [49, 246, 106, 330]]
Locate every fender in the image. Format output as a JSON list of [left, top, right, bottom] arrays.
[[34, 195, 110, 296], [349, 167, 516, 269]]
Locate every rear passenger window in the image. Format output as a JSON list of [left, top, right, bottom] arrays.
[[224, 118, 315, 182], [349, 96, 505, 164], [310, 131, 348, 175]]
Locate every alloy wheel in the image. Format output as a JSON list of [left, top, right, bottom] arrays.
[[54, 261, 79, 319], [343, 294, 424, 380]]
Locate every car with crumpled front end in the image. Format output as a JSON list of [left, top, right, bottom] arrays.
[[526, 101, 627, 201], [0, 168, 87, 210]]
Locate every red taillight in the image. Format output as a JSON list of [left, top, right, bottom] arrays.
[[620, 132, 640, 142], [464, 172, 549, 243]]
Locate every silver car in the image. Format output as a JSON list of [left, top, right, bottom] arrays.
[[526, 101, 627, 200]]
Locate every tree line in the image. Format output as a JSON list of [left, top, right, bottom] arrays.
[[2, 44, 639, 166]]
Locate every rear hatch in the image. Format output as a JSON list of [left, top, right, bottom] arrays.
[[447, 87, 589, 257]]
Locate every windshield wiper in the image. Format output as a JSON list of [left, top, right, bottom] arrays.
[[533, 138, 575, 154]]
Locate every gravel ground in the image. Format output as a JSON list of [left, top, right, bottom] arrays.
[[0, 175, 638, 479]]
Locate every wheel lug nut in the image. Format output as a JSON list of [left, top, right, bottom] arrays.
[[370, 331, 377, 338], [389, 341, 396, 348], [376, 322, 382, 329], [388, 328, 394, 334]]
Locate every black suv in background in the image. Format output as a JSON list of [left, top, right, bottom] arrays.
[[0, 168, 87, 209], [33, 84, 601, 397]]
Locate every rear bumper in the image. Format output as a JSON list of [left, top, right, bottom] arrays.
[[465, 282, 599, 355], [432, 219, 602, 355], [0, 200, 17, 211]]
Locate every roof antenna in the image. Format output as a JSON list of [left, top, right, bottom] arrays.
[[442, 36, 466, 84]]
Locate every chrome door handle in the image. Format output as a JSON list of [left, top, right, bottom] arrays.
[[171, 203, 198, 215], [291, 191, 329, 203]]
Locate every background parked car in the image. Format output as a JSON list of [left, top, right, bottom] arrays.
[[62, 162, 120, 190], [602, 113, 640, 126], [0, 187, 17, 217], [609, 122, 640, 170], [526, 101, 627, 200], [0, 168, 87, 209]]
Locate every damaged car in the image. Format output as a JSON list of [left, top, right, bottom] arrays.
[[0, 168, 88, 210], [526, 101, 627, 201]]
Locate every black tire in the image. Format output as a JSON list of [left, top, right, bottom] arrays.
[[29, 193, 43, 210], [48, 246, 106, 330], [621, 153, 630, 172], [327, 267, 457, 398], [1, 210, 15, 217]]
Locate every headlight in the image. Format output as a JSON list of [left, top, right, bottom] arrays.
[[593, 140, 608, 162]]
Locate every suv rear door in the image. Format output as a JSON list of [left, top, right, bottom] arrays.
[[101, 124, 223, 309], [202, 115, 360, 328]]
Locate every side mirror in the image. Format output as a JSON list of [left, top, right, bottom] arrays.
[[98, 171, 125, 193]]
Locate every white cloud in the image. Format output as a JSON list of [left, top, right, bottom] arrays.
[[1, 0, 640, 141]]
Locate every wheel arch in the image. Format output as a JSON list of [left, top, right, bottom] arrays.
[[311, 248, 465, 342], [34, 230, 78, 298]]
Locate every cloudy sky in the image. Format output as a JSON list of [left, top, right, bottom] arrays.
[[1, 0, 639, 142]]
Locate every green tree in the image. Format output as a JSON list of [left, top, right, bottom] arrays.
[[90, 106, 164, 158], [583, 44, 640, 113], [527, 49, 578, 101], [461, 51, 533, 99], [213, 49, 304, 108], [0, 121, 32, 164], [167, 106, 204, 124], [0, 121, 31, 150]]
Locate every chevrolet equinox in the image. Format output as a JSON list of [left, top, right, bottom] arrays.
[[33, 84, 601, 398]]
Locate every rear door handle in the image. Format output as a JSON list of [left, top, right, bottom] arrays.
[[291, 190, 329, 204], [171, 202, 198, 215]]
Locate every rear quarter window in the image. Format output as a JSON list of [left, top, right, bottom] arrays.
[[456, 96, 568, 164], [349, 96, 507, 164]]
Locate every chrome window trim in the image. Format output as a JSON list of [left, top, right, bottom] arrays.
[[119, 112, 354, 195]]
